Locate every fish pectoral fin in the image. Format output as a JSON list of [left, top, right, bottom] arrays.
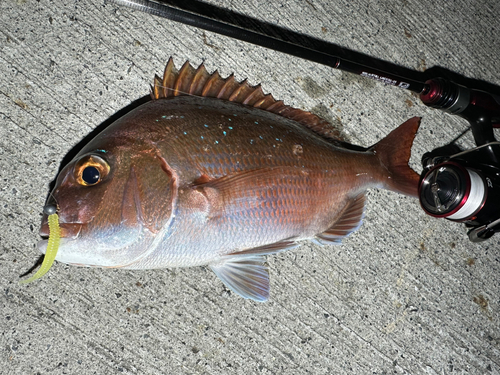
[[193, 168, 305, 217], [228, 238, 298, 257], [210, 255, 271, 302], [193, 167, 285, 195], [316, 195, 365, 244]]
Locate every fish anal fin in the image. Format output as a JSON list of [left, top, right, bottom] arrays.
[[210, 255, 270, 302], [151, 59, 346, 142], [316, 195, 365, 244]]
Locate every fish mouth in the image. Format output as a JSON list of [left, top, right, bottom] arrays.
[[36, 237, 90, 267], [39, 222, 83, 239], [37, 220, 150, 268]]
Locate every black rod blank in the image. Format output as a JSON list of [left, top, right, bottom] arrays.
[[107, 0, 427, 93]]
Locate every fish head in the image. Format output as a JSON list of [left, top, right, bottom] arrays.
[[39, 114, 175, 268]]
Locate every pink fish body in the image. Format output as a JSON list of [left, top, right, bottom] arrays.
[[39, 60, 420, 301]]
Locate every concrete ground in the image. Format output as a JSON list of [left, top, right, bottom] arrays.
[[1, 0, 499, 373]]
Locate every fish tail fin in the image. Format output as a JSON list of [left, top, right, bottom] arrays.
[[371, 117, 421, 197]]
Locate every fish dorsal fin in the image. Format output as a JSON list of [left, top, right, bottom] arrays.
[[152, 58, 343, 141], [315, 195, 365, 244]]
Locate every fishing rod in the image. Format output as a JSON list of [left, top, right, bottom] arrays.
[[106, 0, 500, 242]]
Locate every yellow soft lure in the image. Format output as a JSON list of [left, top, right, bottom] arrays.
[[21, 213, 61, 284]]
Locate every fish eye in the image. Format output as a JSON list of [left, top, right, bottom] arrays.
[[75, 154, 110, 186], [82, 166, 100, 185]]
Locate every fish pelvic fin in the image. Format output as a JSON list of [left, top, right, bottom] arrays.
[[371, 117, 421, 197], [152, 58, 345, 141], [209, 239, 298, 302], [316, 195, 365, 244], [210, 255, 270, 302]]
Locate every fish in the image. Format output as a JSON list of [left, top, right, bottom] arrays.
[[37, 59, 420, 302]]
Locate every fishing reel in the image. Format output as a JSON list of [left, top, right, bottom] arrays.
[[419, 143, 500, 242], [418, 78, 500, 242]]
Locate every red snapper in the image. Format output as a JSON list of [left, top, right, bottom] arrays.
[[37, 59, 420, 301]]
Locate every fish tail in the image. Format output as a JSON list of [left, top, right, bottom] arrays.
[[371, 117, 421, 197]]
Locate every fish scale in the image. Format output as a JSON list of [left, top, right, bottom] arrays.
[[35, 60, 420, 302]]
